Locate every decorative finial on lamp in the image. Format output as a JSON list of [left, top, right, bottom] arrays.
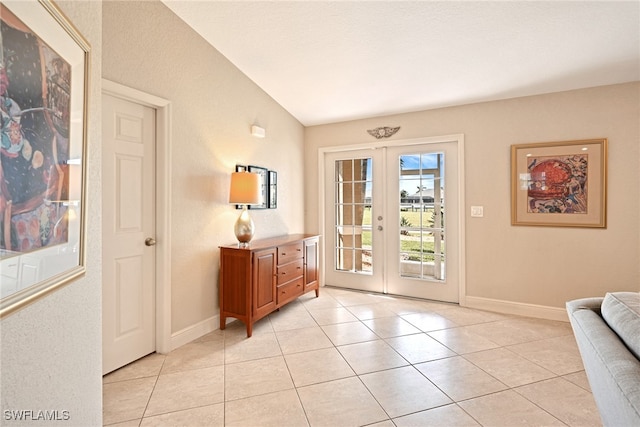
[[229, 171, 260, 247]]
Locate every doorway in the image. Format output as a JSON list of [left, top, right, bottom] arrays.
[[101, 80, 172, 374], [322, 136, 464, 303]]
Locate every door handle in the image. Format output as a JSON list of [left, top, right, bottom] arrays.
[[377, 226, 383, 231], [145, 237, 156, 246]]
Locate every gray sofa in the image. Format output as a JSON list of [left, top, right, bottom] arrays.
[[567, 292, 640, 426]]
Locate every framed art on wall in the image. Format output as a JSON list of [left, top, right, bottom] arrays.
[[248, 165, 268, 209], [0, 0, 90, 317], [268, 170, 277, 209], [511, 138, 607, 228]]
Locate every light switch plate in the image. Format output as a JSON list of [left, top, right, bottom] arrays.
[[471, 206, 484, 217]]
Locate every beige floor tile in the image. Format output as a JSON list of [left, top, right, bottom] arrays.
[[331, 291, 384, 307], [103, 377, 156, 425], [299, 293, 342, 309], [465, 317, 572, 346], [346, 303, 398, 320], [379, 299, 427, 316], [507, 334, 584, 375], [140, 403, 224, 426], [563, 370, 592, 392], [360, 366, 452, 418], [275, 326, 333, 354], [269, 305, 319, 331], [106, 420, 142, 427], [368, 421, 396, 427], [428, 326, 500, 354], [362, 316, 421, 338], [415, 356, 508, 401], [464, 347, 556, 387], [284, 347, 355, 387], [160, 339, 225, 374], [434, 306, 512, 326], [224, 355, 294, 401], [297, 377, 388, 427], [515, 377, 601, 426], [386, 333, 456, 364], [224, 331, 282, 364], [401, 312, 458, 332], [459, 390, 565, 426], [338, 339, 409, 374], [393, 403, 481, 427], [225, 389, 308, 427], [103, 353, 166, 384], [308, 306, 358, 325], [144, 366, 224, 416], [321, 321, 378, 346]]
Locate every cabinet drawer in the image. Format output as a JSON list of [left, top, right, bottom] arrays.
[[277, 258, 303, 285], [277, 277, 303, 306], [278, 242, 303, 265]]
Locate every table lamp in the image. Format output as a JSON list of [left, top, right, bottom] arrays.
[[229, 171, 260, 246]]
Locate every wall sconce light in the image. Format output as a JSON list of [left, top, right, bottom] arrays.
[[229, 171, 260, 247], [251, 125, 266, 138]]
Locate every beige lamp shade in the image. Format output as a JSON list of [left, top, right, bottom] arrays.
[[229, 172, 260, 205]]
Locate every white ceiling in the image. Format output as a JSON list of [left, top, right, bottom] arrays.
[[162, 1, 640, 126]]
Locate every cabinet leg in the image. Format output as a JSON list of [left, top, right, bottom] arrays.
[[246, 323, 252, 338], [315, 288, 319, 297], [220, 315, 226, 330]]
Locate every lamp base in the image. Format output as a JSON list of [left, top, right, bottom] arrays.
[[234, 206, 255, 246]]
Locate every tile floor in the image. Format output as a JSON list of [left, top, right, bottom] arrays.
[[103, 287, 601, 427]]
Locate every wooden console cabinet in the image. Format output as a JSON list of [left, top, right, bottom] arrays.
[[219, 234, 320, 337]]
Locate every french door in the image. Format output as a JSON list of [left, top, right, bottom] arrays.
[[323, 138, 461, 303]]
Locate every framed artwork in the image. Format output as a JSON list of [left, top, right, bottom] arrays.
[[511, 139, 607, 228], [268, 170, 277, 209], [0, 0, 90, 317], [248, 165, 268, 209]]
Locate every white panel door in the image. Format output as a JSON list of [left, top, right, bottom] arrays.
[[102, 94, 156, 375]]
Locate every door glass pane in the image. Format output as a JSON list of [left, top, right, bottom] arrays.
[[399, 153, 445, 280], [334, 158, 372, 274]]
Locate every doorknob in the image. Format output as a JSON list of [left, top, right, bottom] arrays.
[[377, 216, 383, 221], [377, 226, 383, 231], [145, 237, 156, 246]]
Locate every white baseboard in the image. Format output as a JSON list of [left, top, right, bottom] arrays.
[[169, 315, 220, 351], [463, 296, 569, 322]]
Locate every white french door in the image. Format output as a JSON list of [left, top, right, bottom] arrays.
[[323, 138, 462, 303]]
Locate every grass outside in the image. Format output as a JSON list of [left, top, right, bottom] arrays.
[[360, 207, 443, 262]]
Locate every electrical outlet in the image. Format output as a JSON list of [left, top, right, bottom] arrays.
[[471, 206, 484, 217]]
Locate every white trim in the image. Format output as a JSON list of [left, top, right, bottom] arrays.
[[318, 134, 466, 303], [102, 79, 173, 354], [170, 315, 219, 351], [463, 295, 569, 322]]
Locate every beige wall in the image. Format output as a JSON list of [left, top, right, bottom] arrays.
[[1, 1, 103, 424], [102, 1, 305, 333], [305, 82, 640, 310]]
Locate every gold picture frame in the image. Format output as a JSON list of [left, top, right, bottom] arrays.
[[511, 139, 607, 228], [1, 0, 90, 317]]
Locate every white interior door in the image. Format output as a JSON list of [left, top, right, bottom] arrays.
[[102, 93, 156, 375], [323, 138, 461, 303]]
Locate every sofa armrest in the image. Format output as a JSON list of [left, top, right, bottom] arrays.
[[567, 299, 640, 426]]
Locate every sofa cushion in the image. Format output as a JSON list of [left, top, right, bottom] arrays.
[[601, 292, 640, 359]]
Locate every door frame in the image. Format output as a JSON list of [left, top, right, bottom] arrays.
[[318, 134, 466, 304], [102, 79, 172, 354]]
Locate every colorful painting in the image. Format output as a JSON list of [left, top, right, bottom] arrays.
[[526, 155, 588, 214], [511, 139, 607, 228], [1, 4, 71, 253]]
